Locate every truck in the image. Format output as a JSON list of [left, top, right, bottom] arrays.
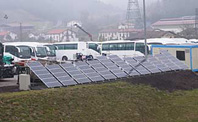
[[0, 42, 14, 79]]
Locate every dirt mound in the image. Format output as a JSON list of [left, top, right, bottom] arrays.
[[126, 70, 198, 91]]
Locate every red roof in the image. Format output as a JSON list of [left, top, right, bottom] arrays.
[[100, 29, 142, 33], [47, 29, 66, 34], [152, 16, 198, 26], [0, 31, 9, 36]]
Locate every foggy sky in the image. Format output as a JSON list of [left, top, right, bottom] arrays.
[[100, 0, 157, 9]]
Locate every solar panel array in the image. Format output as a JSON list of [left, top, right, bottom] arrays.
[[27, 62, 62, 88], [60, 63, 91, 84], [133, 56, 161, 74], [27, 51, 189, 88], [96, 56, 128, 78], [147, 56, 170, 72], [124, 57, 151, 75], [108, 55, 140, 76], [160, 50, 189, 70], [155, 54, 181, 70], [87, 59, 117, 80], [74, 61, 104, 82], [46, 64, 77, 86]]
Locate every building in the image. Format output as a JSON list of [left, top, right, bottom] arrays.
[[127, 30, 180, 40], [152, 16, 198, 33], [46, 29, 78, 42], [0, 31, 17, 42], [98, 28, 141, 41]]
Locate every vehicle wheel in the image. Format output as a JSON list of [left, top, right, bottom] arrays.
[[89, 55, 93, 60], [62, 56, 68, 61]]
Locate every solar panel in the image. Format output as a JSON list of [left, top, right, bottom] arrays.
[[87, 60, 117, 80], [74, 61, 105, 82], [60, 63, 91, 84], [46, 64, 77, 86], [123, 57, 151, 75], [147, 56, 171, 72], [108, 55, 140, 76], [155, 54, 181, 70], [134, 57, 161, 74], [160, 50, 189, 70], [27, 62, 62, 88], [96, 56, 128, 78]]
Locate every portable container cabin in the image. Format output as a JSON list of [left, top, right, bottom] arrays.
[[151, 45, 198, 72]]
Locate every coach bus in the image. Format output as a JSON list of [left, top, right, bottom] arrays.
[[3, 42, 32, 64], [54, 42, 101, 61], [101, 40, 146, 57]]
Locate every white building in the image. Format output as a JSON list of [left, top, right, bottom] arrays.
[[152, 16, 198, 33], [98, 28, 141, 41], [0, 31, 17, 42], [46, 29, 79, 42], [67, 21, 82, 28]]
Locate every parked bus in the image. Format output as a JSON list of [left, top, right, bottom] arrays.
[[101, 40, 146, 57], [54, 42, 101, 61], [3, 42, 32, 64], [41, 43, 57, 61], [20, 42, 48, 60], [136, 38, 188, 52]]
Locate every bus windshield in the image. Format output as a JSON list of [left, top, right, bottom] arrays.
[[17, 46, 31, 59], [45, 45, 56, 56], [36, 47, 47, 57], [89, 43, 101, 53]]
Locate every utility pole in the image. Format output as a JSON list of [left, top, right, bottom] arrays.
[[195, 8, 198, 39], [126, 0, 143, 29], [143, 0, 148, 59], [20, 23, 22, 42]]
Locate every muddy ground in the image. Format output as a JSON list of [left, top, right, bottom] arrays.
[[126, 70, 198, 92]]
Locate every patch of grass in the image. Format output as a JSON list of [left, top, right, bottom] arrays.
[[0, 82, 198, 122]]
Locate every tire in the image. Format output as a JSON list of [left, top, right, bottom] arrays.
[[89, 55, 93, 60], [62, 56, 68, 61]]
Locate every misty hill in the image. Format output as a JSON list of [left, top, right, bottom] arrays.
[[0, 0, 123, 22]]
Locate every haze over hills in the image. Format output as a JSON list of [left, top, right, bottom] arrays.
[[0, 0, 123, 22]]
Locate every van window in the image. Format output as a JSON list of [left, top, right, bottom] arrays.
[[176, 51, 185, 61]]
